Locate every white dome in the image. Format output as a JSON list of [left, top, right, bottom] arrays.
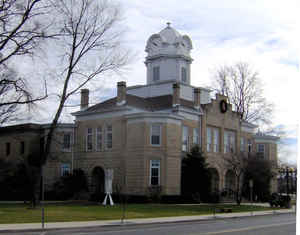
[[159, 24, 181, 44], [145, 23, 193, 58]]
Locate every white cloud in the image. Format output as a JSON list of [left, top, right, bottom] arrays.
[[7, 0, 299, 162]]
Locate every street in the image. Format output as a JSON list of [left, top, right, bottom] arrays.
[[2, 213, 296, 235]]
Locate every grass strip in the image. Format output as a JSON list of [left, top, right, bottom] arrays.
[[0, 203, 283, 224]]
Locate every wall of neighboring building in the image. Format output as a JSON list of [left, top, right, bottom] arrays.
[[0, 128, 41, 162], [0, 124, 74, 190]]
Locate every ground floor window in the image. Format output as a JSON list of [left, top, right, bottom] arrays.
[[61, 164, 70, 176], [150, 160, 160, 186]]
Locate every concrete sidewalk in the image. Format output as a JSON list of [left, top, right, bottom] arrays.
[[0, 207, 295, 233]]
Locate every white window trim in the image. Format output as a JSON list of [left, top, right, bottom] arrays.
[[105, 125, 113, 150], [224, 130, 236, 153], [61, 163, 70, 176], [193, 128, 199, 145], [240, 137, 245, 152], [213, 128, 219, 153], [86, 128, 93, 152], [257, 144, 265, 153], [153, 66, 160, 81], [62, 132, 72, 152], [150, 124, 161, 146], [96, 127, 102, 151], [207, 127, 212, 152], [182, 125, 189, 152], [181, 67, 187, 83], [149, 160, 160, 186]]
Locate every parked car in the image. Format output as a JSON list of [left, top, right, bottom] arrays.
[[269, 193, 291, 208]]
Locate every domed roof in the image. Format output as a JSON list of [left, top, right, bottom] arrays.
[[158, 22, 181, 44], [145, 23, 193, 58]]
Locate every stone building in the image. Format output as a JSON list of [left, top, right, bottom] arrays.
[[0, 123, 75, 187], [0, 23, 279, 196]]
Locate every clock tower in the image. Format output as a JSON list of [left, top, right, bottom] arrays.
[[145, 23, 193, 85]]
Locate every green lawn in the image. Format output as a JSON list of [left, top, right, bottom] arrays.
[[0, 203, 281, 224]]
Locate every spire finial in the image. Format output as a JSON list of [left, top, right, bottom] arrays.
[[166, 22, 171, 27]]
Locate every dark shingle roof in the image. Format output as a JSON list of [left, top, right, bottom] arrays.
[[81, 94, 196, 114]]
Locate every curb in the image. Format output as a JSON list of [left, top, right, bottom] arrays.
[[0, 210, 295, 234]]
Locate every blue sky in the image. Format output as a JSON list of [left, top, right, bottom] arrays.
[[15, 0, 299, 165]]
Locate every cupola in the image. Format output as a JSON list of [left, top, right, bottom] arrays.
[[145, 23, 193, 85]]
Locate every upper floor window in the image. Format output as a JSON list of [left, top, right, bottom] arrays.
[[213, 128, 219, 153], [182, 126, 188, 151], [106, 125, 112, 149], [150, 160, 160, 186], [96, 127, 102, 151], [248, 139, 252, 153], [6, 142, 10, 156], [153, 66, 160, 81], [224, 130, 236, 153], [257, 144, 265, 158], [181, 67, 187, 83], [193, 128, 199, 146], [206, 127, 212, 152], [86, 128, 93, 151], [61, 163, 70, 176], [20, 141, 25, 155], [151, 124, 161, 146], [240, 137, 245, 152], [63, 133, 72, 151]]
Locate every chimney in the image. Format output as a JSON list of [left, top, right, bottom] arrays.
[[172, 83, 180, 108], [80, 89, 89, 110], [117, 81, 126, 106], [194, 88, 201, 109]]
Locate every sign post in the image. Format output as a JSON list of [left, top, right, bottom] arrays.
[[102, 169, 114, 206], [249, 179, 253, 216]]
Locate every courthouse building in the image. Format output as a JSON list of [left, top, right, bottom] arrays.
[[0, 24, 279, 196]]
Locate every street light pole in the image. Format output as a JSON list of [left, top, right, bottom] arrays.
[[286, 167, 289, 197]]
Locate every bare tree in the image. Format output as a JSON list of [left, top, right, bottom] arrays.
[[0, 0, 53, 64], [223, 152, 248, 205], [37, 0, 130, 202], [0, 66, 47, 124], [212, 62, 274, 125], [0, 0, 53, 125]]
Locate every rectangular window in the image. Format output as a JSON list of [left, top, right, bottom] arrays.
[[181, 67, 187, 82], [224, 132, 229, 153], [206, 127, 212, 152], [151, 124, 161, 146], [61, 164, 70, 176], [96, 127, 102, 151], [213, 128, 219, 152], [248, 139, 252, 153], [257, 144, 265, 158], [6, 142, 10, 156], [224, 130, 236, 153], [106, 125, 112, 149], [150, 160, 160, 186], [182, 126, 188, 151], [193, 128, 199, 145], [86, 128, 93, 151], [240, 137, 245, 152], [63, 133, 71, 150], [153, 66, 160, 81], [20, 141, 25, 155]]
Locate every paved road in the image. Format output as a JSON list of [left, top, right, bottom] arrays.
[[2, 213, 296, 235]]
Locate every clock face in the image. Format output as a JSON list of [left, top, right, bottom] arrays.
[[151, 37, 161, 49]]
